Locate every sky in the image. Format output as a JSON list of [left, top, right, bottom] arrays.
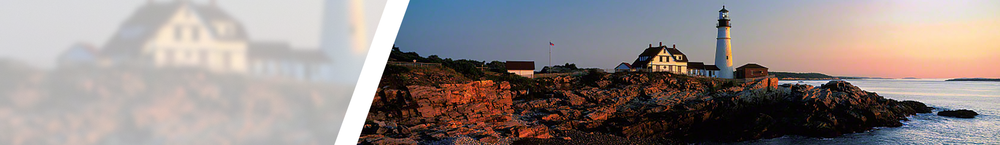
[[393, 0, 1000, 79], [0, 0, 385, 69]]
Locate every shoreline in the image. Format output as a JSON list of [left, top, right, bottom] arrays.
[[945, 78, 1000, 82], [362, 66, 933, 144]]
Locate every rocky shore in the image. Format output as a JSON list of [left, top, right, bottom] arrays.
[[361, 66, 933, 144], [938, 109, 979, 118]]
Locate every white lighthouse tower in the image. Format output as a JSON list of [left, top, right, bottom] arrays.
[[714, 6, 735, 79]]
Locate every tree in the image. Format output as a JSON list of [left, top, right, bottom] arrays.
[[427, 55, 443, 63], [486, 61, 506, 73], [541, 63, 579, 73]]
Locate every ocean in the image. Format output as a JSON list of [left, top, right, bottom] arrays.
[[730, 79, 1000, 144]]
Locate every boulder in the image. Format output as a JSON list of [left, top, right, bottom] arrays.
[[518, 125, 553, 139], [820, 80, 862, 93], [899, 100, 933, 113], [541, 114, 563, 122], [359, 135, 418, 145], [938, 109, 978, 118]]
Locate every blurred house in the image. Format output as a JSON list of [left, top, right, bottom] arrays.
[[65, 0, 330, 82], [57, 43, 100, 67], [630, 43, 688, 74], [735, 63, 768, 79], [505, 61, 535, 78]]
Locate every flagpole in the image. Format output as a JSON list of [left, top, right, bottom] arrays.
[[548, 43, 551, 68]]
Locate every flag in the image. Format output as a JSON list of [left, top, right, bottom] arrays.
[[549, 42, 554, 46]]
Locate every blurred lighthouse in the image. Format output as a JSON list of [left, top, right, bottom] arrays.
[[321, 0, 374, 84], [714, 6, 735, 79]]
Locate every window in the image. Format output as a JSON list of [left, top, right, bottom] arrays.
[[660, 56, 666, 62], [191, 27, 199, 42], [175, 25, 183, 41], [163, 50, 172, 64], [222, 53, 230, 69], [215, 22, 229, 35]]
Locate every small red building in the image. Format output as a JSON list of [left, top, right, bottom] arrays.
[[735, 63, 768, 79], [505, 61, 535, 78]]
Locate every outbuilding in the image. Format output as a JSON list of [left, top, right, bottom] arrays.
[[615, 62, 632, 72], [505, 61, 535, 78], [735, 63, 768, 79]]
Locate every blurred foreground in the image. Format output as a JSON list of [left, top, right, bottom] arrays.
[[1, 60, 351, 144], [0, 0, 388, 144]]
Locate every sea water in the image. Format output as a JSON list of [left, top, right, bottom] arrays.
[[732, 79, 1000, 144]]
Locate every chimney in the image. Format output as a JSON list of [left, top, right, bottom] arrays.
[[659, 42, 662, 46], [673, 44, 676, 48], [649, 44, 652, 48]]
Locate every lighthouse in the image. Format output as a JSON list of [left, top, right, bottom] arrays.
[[714, 6, 735, 79]]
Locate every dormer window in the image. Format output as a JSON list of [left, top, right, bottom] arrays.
[[214, 21, 234, 36]]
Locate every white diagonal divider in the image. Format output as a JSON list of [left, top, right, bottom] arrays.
[[335, 0, 409, 144]]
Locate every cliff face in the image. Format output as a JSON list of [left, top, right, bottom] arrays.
[[362, 67, 930, 144], [365, 80, 522, 144]]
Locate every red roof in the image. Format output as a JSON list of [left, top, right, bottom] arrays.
[[505, 61, 535, 70], [617, 62, 632, 69], [736, 63, 767, 69]]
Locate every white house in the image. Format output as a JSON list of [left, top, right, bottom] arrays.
[[505, 61, 535, 78], [630, 43, 688, 74], [94, 1, 330, 82], [100, 1, 249, 72]]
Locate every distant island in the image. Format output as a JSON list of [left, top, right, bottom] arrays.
[[946, 78, 1000, 82], [769, 72, 884, 80]]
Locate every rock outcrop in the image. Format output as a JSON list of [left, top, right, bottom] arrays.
[[363, 80, 520, 144], [900, 100, 933, 113], [938, 109, 978, 118], [363, 66, 934, 144]]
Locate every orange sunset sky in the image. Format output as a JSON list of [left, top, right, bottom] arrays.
[[395, 0, 1000, 78]]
